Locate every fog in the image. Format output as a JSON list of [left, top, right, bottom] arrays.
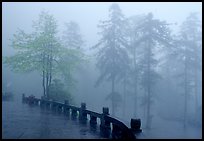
[[2, 2, 202, 139]]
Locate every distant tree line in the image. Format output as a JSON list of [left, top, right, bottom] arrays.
[[92, 4, 201, 129]]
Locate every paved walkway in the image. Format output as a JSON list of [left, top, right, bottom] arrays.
[[2, 99, 103, 139], [3, 98, 201, 139]]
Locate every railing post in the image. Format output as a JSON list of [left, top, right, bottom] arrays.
[[46, 101, 51, 109], [65, 100, 69, 105], [40, 96, 44, 107], [22, 93, 25, 103], [64, 100, 70, 114], [102, 107, 110, 127], [71, 109, 77, 119], [100, 107, 111, 138], [33, 98, 37, 105], [35, 99, 39, 105], [112, 123, 122, 139], [90, 115, 97, 125], [57, 104, 63, 113], [103, 107, 109, 115], [131, 118, 142, 133], [79, 103, 87, 121], [51, 101, 56, 111], [28, 95, 35, 105], [28, 95, 31, 105]]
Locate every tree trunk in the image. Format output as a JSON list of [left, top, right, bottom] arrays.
[[146, 82, 151, 129], [111, 75, 115, 116], [184, 47, 188, 128], [46, 72, 49, 99], [194, 69, 198, 122], [143, 91, 147, 124], [133, 47, 138, 118], [49, 46, 53, 86], [146, 40, 151, 129], [194, 45, 198, 123], [47, 43, 53, 100], [42, 70, 46, 97], [42, 52, 46, 97], [48, 53, 52, 99], [123, 73, 127, 117], [46, 54, 49, 99]]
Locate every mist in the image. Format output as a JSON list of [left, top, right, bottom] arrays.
[[2, 2, 202, 139]]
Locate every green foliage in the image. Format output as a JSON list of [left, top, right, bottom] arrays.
[[3, 30, 40, 73], [56, 47, 86, 90], [3, 11, 60, 73], [3, 10, 85, 99], [59, 21, 86, 90], [49, 79, 73, 103]]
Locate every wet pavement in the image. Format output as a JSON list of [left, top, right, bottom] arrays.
[[2, 99, 104, 139], [3, 98, 200, 139]]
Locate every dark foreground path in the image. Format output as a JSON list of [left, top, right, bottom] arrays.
[[3, 97, 201, 139], [2, 99, 104, 139]]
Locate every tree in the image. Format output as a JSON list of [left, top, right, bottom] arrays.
[[60, 21, 86, 94], [3, 11, 84, 101], [49, 79, 73, 103], [93, 3, 129, 116], [120, 66, 132, 117], [3, 11, 59, 98], [62, 21, 84, 49], [174, 13, 202, 128], [134, 13, 172, 128], [55, 47, 85, 94], [127, 14, 146, 118]]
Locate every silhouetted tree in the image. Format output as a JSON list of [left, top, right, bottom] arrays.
[[127, 14, 146, 118], [93, 3, 129, 116], [134, 13, 172, 128], [174, 13, 202, 128], [62, 21, 84, 49], [60, 21, 85, 93]]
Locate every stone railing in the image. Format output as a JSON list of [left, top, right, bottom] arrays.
[[22, 94, 142, 139]]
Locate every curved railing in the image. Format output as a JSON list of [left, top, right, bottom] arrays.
[[22, 94, 142, 139]]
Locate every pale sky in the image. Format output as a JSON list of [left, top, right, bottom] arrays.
[[2, 2, 202, 55]]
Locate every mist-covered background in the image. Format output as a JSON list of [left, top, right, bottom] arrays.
[[2, 2, 202, 139]]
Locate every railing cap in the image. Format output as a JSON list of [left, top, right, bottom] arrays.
[[102, 107, 109, 115], [81, 103, 86, 109], [131, 118, 141, 130], [65, 100, 69, 105]]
